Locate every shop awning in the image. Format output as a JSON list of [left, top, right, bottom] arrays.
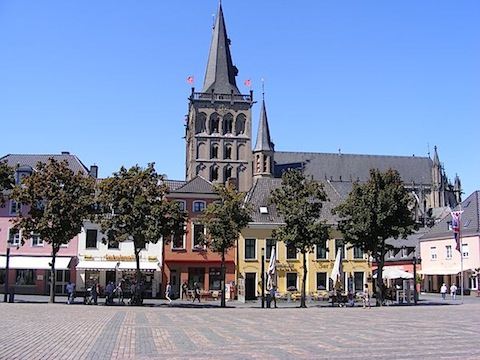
[[418, 268, 471, 275], [118, 261, 160, 272], [76, 260, 119, 271], [0, 256, 71, 270]]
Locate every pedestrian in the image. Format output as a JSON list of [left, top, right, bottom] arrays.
[[362, 284, 370, 309], [193, 282, 201, 303], [105, 281, 115, 305], [450, 283, 458, 300], [66, 281, 75, 304], [440, 283, 447, 300], [181, 281, 189, 300], [269, 285, 277, 308], [116, 279, 125, 304], [92, 280, 99, 305], [165, 281, 172, 304]]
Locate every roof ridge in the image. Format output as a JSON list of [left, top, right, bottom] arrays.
[[275, 150, 431, 160]]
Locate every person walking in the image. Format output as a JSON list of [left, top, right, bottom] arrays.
[[92, 280, 99, 305], [165, 282, 172, 304], [269, 285, 277, 308], [362, 284, 371, 309], [450, 283, 458, 300], [193, 282, 201, 303], [66, 281, 75, 305], [181, 281, 189, 300], [116, 279, 125, 304], [440, 283, 447, 300]]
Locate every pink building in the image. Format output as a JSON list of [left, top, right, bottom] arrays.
[[0, 153, 97, 295], [419, 191, 480, 295]]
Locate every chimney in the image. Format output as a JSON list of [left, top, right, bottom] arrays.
[[61, 151, 70, 155], [89, 164, 98, 178]]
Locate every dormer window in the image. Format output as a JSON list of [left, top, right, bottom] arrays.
[[15, 166, 33, 184], [259, 206, 268, 214]]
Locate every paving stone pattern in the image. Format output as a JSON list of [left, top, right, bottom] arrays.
[[0, 302, 479, 359]]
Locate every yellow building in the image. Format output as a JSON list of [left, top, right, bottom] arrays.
[[237, 178, 371, 301]]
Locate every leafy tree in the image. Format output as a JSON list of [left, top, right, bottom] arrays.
[[201, 182, 252, 307], [11, 159, 96, 303], [333, 168, 416, 305], [94, 164, 185, 304], [0, 161, 14, 206], [270, 169, 330, 308]]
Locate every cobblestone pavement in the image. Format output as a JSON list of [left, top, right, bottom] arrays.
[[0, 301, 479, 360]]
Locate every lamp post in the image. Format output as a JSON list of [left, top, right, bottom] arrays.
[[3, 247, 10, 303], [261, 247, 265, 308], [413, 255, 417, 305]]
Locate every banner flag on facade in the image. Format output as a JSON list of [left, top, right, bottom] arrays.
[[451, 210, 463, 252], [330, 249, 342, 283]]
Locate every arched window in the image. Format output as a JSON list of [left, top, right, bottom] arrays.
[[223, 113, 233, 134], [211, 144, 219, 159], [197, 142, 207, 159], [235, 114, 246, 135], [210, 165, 219, 182], [224, 166, 233, 180], [224, 144, 232, 160], [237, 144, 246, 160], [195, 112, 207, 134], [210, 113, 220, 134], [256, 154, 261, 173]]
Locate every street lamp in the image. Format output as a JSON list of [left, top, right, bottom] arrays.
[[3, 247, 10, 303], [261, 247, 265, 308], [413, 255, 417, 305]]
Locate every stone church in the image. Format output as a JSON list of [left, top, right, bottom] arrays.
[[184, 3, 461, 219]]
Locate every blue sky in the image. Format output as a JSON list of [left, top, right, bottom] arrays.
[[1, 1, 478, 196]]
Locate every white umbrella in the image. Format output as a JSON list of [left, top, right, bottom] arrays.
[[373, 267, 413, 280], [330, 249, 342, 282]]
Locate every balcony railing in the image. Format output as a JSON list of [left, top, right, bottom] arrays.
[[190, 89, 253, 103]]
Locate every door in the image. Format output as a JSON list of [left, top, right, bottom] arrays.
[[245, 272, 256, 300], [170, 270, 180, 299]]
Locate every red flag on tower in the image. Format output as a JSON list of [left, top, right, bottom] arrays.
[[244, 79, 251, 87], [187, 75, 194, 84]]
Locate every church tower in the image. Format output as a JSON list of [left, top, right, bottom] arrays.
[[185, 3, 253, 192], [253, 95, 274, 178]]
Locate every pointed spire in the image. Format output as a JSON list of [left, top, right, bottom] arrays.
[[433, 145, 440, 166], [202, 3, 240, 94], [254, 98, 274, 152]]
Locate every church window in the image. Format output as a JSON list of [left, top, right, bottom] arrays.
[[210, 165, 219, 182], [211, 144, 219, 159], [224, 144, 232, 159], [210, 113, 220, 134], [223, 113, 233, 134], [224, 166, 232, 180], [197, 142, 207, 159], [263, 156, 269, 173], [235, 114, 246, 135], [195, 112, 207, 134], [237, 144, 245, 160]]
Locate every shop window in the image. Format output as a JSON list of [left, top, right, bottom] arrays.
[[16, 269, 35, 285], [86, 229, 98, 249], [245, 239, 256, 260], [209, 268, 222, 290], [286, 273, 297, 291], [286, 244, 297, 260], [316, 240, 327, 260], [354, 272, 364, 292], [188, 267, 205, 289], [0, 270, 5, 285]]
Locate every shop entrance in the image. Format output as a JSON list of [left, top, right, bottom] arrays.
[[170, 269, 180, 299], [245, 272, 257, 300]]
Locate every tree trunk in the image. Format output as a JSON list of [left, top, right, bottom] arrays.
[[49, 248, 57, 303], [220, 249, 226, 307], [160, 240, 165, 299], [135, 248, 142, 305], [375, 249, 385, 307], [300, 251, 307, 308]]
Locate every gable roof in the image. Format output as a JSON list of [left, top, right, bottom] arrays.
[[164, 179, 186, 192], [420, 190, 480, 241], [274, 151, 433, 185], [171, 176, 216, 194], [1, 153, 89, 174]]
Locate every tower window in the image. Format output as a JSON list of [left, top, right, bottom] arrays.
[[223, 113, 233, 134], [211, 144, 219, 159], [210, 113, 220, 134], [195, 112, 207, 134], [224, 144, 232, 159], [210, 166, 219, 182], [225, 166, 232, 180], [235, 114, 246, 135]]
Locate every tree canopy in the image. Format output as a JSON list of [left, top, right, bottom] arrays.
[[333, 168, 417, 305], [201, 182, 252, 307], [93, 163, 186, 303], [270, 169, 330, 308], [12, 158, 96, 303], [0, 161, 14, 206]]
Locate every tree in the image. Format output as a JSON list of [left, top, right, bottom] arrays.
[[201, 182, 252, 307], [0, 160, 14, 206], [93, 163, 185, 304], [333, 168, 416, 306], [269, 169, 330, 308], [11, 159, 95, 303]]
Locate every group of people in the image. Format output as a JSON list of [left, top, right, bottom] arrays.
[[440, 283, 458, 300], [165, 281, 202, 303]]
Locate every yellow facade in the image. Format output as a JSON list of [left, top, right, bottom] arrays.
[[238, 226, 371, 299]]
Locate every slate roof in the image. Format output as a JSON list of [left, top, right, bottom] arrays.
[[202, 3, 240, 94], [0, 153, 89, 174], [171, 176, 216, 194], [385, 228, 430, 262], [253, 99, 274, 152], [246, 177, 346, 225], [274, 151, 433, 185], [420, 190, 480, 241], [164, 180, 186, 192]]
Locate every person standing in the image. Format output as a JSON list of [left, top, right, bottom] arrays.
[[193, 282, 201, 303], [116, 279, 125, 304], [181, 281, 189, 300], [92, 280, 99, 305], [165, 282, 172, 304], [362, 284, 371, 309], [269, 285, 277, 308], [66, 281, 75, 304], [450, 283, 458, 300], [440, 283, 447, 300]]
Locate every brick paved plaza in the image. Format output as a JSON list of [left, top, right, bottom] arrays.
[[0, 301, 479, 360]]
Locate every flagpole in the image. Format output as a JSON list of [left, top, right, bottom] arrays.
[[460, 203, 464, 304]]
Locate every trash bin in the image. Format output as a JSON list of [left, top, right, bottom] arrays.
[[8, 288, 14, 303]]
